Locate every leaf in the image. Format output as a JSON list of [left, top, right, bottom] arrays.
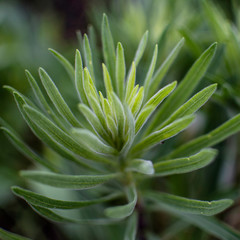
[[147, 42, 217, 133], [124, 212, 138, 240], [1, 127, 58, 172], [143, 44, 158, 102], [166, 113, 240, 158], [83, 34, 95, 83], [150, 203, 240, 240], [30, 204, 120, 225], [130, 86, 144, 117], [135, 81, 177, 134], [48, 48, 74, 81], [75, 49, 89, 105], [39, 68, 82, 128], [20, 170, 119, 189], [125, 62, 136, 102], [116, 42, 126, 100], [134, 115, 194, 154], [133, 30, 148, 67], [154, 148, 217, 176], [102, 63, 114, 100], [147, 38, 185, 98], [12, 186, 121, 209], [101, 14, 116, 88], [72, 128, 116, 155], [127, 159, 154, 175], [23, 105, 112, 165], [158, 84, 217, 129], [0, 227, 31, 240], [105, 185, 137, 219], [145, 191, 233, 216]]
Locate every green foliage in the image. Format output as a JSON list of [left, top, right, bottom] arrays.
[[2, 13, 240, 240]]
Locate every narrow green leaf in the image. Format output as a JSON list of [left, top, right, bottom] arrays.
[[0, 227, 31, 240], [135, 81, 177, 134], [102, 63, 114, 100], [48, 48, 74, 81], [133, 115, 195, 153], [72, 128, 116, 155], [101, 14, 116, 87], [143, 44, 158, 102], [116, 42, 126, 100], [75, 49, 89, 105], [23, 105, 112, 165], [20, 170, 119, 189], [127, 84, 139, 105], [145, 191, 233, 216], [1, 127, 58, 172], [39, 68, 82, 128], [125, 62, 136, 102], [105, 185, 137, 219], [158, 84, 217, 129], [129, 86, 144, 117], [124, 212, 138, 240], [166, 113, 240, 158], [154, 148, 217, 176], [147, 42, 217, 133], [30, 205, 120, 225], [12, 186, 121, 209], [83, 34, 95, 83], [147, 38, 185, 98], [127, 159, 154, 175], [133, 30, 148, 67]]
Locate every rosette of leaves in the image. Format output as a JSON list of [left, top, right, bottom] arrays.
[[1, 14, 240, 240]]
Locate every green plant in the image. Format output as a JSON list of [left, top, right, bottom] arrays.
[[1, 14, 240, 240]]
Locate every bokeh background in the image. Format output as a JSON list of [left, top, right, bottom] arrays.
[[0, 0, 240, 239]]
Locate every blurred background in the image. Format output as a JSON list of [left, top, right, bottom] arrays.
[[0, 0, 240, 239]]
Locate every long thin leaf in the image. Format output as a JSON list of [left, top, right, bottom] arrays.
[[105, 185, 137, 219], [12, 186, 121, 209], [39, 68, 82, 128], [124, 212, 138, 240], [166, 113, 240, 158], [0, 228, 31, 240], [134, 115, 194, 153], [127, 159, 154, 175], [145, 191, 233, 216], [20, 170, 119, 189], [154, 148, 217, 176], [101, 14, 116, 88], [48, 48, 74, 81], [147, 42, 217, 133]]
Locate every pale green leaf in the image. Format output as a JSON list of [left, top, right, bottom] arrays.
[[39, 68, 82, 128], [147, 42, 217, 133], [145, 191, 233, 216], [133, 115, 195, 153], [154, 148, 217, 176], [124, 212, 138, 240], [48, 48, 74, 81], [129, 86, 144, 117], [133, 30, 148, 67], [143, 44, 158, 102], [116, 42, 126, 100], [127, 159, 154, 175], [0, 227, 31, 240], [158, 84, 217, 129], [20, 170, 119, 189], [125, 62, 136, 102], [105, 185, 137, 219], [166, 114, 240, 158], [101, 14, 116, 87], [12, 186, 121, 209], [102, 63, 114, 100], [147, 38, 185, 98], [135, 81, 177, 134]]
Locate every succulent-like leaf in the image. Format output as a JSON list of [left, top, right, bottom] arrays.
[[129, 86, 144, 117], [12, 186, 121, 209], [20, 170, 119, 189], [125, 62, 136, 102], [145, 191, 233, 216], [102, 63, 114, 100], [154, 148, 217, 176]]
